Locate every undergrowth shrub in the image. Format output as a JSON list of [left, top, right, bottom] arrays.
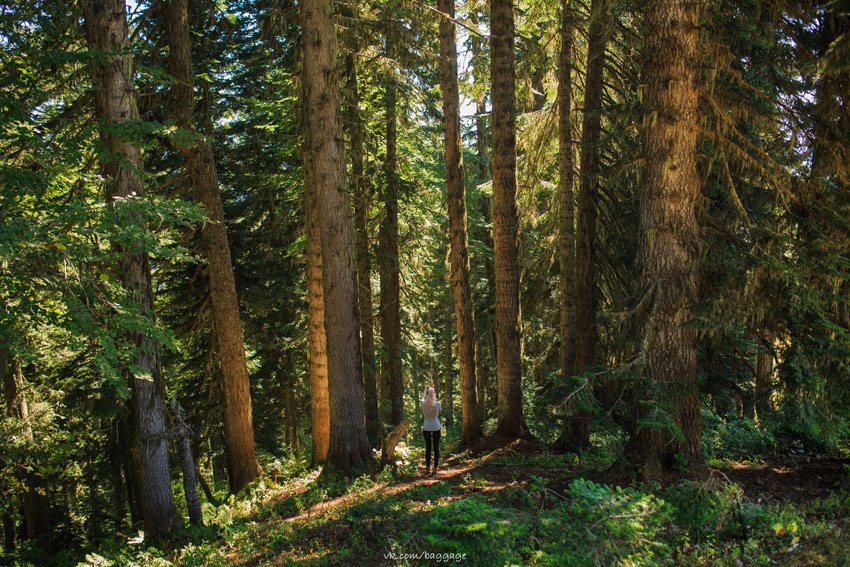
[[532, 478, 671, 567], [420, 495, 529, 564], [703, 412, 776, 462], [665, 479, 746, 542]]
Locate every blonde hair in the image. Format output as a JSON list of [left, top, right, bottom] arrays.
[[424, 386, 436, 411]]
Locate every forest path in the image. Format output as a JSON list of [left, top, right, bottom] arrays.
[[278, 438, 561, 524]]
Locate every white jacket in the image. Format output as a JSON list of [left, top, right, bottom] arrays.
[[421, 397, 442, 431]]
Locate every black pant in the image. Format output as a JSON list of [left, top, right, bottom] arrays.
[[423, 429, 441, 468]]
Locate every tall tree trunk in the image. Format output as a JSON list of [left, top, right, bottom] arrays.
[[491, 0, 525, 437], [301, 0, 372, 471], [1, 351, 50, 539], [380, 13, 404, 426], [304, 124, 331, 465], [344, 51, 380, 447], [471, 8, 494, 425], [439, 0, 482, 444], [558, 0, 578, 422], [82, 0, 180, 537], [618, 0, 707, 481], [166, 0, 262, 492], [570, 0, 609, 449]]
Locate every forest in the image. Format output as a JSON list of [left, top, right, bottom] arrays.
[[1, 0, 849, 565]]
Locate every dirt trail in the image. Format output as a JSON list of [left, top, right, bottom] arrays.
[[720, 455, 850, 502]]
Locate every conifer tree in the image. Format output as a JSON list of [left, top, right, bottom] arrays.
[[491, 0, 525, 437], [301, 0, 372, 470], [82, 0, 180, 536], [165, 0, 263, 492], [438, 0, 482, 444], [620, 0, 707, 480]]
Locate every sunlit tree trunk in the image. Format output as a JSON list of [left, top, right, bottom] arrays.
[[491, 0, 525, 437], [439, 0, 482, 444], [304, 125, 331, 465], [619, 0, 707, 481], [82, 0, 180, 537], [166, 0, 262, 492], [301, 0, 372, 470]]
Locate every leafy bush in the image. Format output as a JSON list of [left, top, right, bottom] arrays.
[[703, 412, 776, 462]]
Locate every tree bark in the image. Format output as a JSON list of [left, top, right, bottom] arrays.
[[165, 0, 262, 492], [618, 0, 707, 481], [304, 122, 331, 465], [491, 0, 525, 437], [558, 0, 577, 391], [301, 0, 372, 471], [557, 0, 580, 450], [82, 0, 180, 537], [438, 0, 482, 444], [470, 8, 493, 425], [380, 13, 404, 426], [170, 398, 203, 525], [344, 51, 380, 448], [571, 0, 609, 449], [754, 340, 773, 423]]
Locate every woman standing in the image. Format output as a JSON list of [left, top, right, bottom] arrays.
[[421, 385, 442, 476]]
